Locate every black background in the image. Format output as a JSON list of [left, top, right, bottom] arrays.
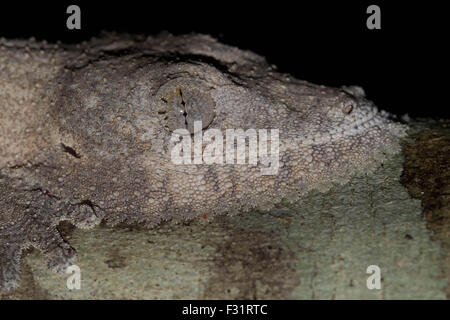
[[0, 1, 446, 117], [1, 300, 447, 318]]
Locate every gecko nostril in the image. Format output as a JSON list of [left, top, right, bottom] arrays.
[[343, 104, 353, 115]]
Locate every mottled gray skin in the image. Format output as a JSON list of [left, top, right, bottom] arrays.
[[0, 33, 407, 291]]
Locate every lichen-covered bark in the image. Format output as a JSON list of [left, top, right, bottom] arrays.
[[401, 119, 450, 298], [1, 33, 407, 291], [1, 121, 447, 299]]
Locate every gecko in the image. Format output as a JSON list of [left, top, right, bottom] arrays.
[[0, 33, 407, 291]]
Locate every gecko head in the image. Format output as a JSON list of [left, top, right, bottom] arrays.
[[47, 53, 408, 223]]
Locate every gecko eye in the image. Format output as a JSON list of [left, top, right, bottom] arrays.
[[343, 104, 353, 115], [156, 79, 216, 134]]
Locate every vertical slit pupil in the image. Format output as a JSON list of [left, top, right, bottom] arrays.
[[179, 89, 188, 126]]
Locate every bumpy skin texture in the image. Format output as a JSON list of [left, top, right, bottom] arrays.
[[0, 33, 407, 291]]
